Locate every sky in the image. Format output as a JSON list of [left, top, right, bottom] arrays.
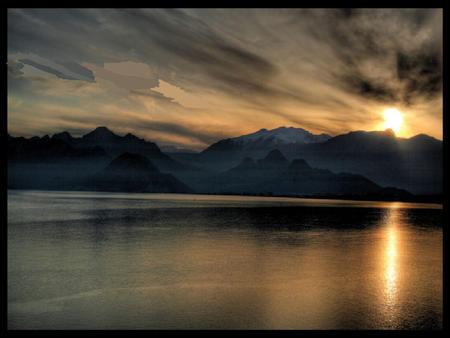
[[8, 9, 443, 150]]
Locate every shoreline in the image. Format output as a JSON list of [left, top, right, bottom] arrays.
[[7, 188, 443, 208]]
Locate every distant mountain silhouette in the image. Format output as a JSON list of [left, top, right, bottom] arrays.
[[296, 130, 442, 194], [7, 127, 189, 191], [81, 152, 191, 193], [8, 134, 107, 161], [8, 125, 442, 199], [256, 149, 290, 167], [69, 127, 187, 171], [52, 131, 76, 145], [195, 128, 442, 194], [205, 149, 412, 198]]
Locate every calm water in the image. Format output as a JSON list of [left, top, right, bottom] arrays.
[[8, 190, 442, 329]]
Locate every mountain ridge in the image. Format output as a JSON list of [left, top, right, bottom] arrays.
[[193, 127, 442, 194], [8, 125, 442, 196], [11, 126, 189, 172], [80, 152, 192, 193], [206, 149, 412, 199]]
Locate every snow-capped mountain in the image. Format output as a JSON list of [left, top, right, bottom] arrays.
[[197, 126, 331, 173], [200, 126, 331, 163], [232, 126, 331, 145]]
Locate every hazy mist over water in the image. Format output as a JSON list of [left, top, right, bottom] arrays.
[[8, 191, 442, 329]]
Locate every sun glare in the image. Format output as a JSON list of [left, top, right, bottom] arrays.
[[383, 108, 403, 134]]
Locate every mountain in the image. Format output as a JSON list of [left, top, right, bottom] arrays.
[[7, 127, 190, 190], [52, 131, 76, 145], [81, 152, 192, 193], [256, 149, 289, 167], [292, 130, 442, 194], [8, 134, 110, 190], [75, 127, 187, 172], [10, 126, 189, 171], [205, 149, 411, 198], [8, 125, 442, 197], [81, 126, 118, 142], [198, 126, 331, 169], [8, 134, 107, 161], [193, 127, 442, 195], [233, 126, 331, 144]]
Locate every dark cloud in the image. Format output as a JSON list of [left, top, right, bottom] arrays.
[[8, 8, 286, 103], [114, 9, 282, 100], [397, 51, 442, 104], [56, 61, 95, 82], [19, 59, 95, 82], [340, 72, 397, 103], [19, 59, 75, 80], [295, 9, 442, 105], [9, 8, 442, 106]]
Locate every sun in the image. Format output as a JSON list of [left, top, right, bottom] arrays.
[[383, 108, 403, 134]]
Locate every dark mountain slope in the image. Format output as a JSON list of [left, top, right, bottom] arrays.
[[8, 134, 111, 190], [81, 152, 192, 193], [193, 128, 442, 194], [76, 127, 187, 172], [8, 134, 107, 162], [206, 149, 411, 198], [292, 130, 442, 194]]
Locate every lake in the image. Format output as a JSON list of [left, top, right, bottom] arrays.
[[7, 190, 443, 329]]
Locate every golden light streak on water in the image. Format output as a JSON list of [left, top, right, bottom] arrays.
[[381, 204, 402, 326], [385, 225, 398, 305]]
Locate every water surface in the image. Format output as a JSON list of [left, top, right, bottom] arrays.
[[8, 190, 442, 329]]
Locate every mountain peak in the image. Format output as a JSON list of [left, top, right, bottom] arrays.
[[124, 132, 141, 141], [261, 149, 288, 163], [52, 131, 74, 141], [93, 126, 114, 134], [232, 126, 331, 145], [409, 133, 438, 142], [83, 126, 117, 140]]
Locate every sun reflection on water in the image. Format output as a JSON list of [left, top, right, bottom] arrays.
[[381, 204, 402, 325], [385, 225, 398, 304]]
